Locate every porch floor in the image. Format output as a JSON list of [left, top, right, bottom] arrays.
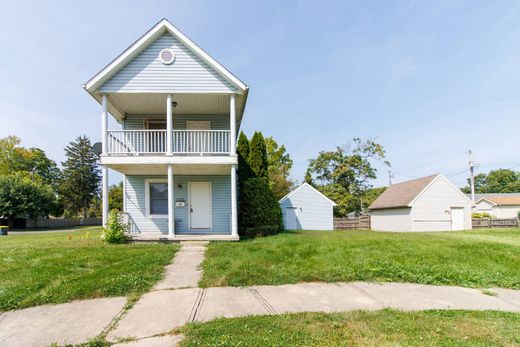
[[130, 233, 239, 242]]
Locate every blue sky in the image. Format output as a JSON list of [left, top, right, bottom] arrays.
[[1, 0, 520, 187]]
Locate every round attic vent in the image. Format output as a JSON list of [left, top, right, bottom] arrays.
[[159, 48, 175, 65]]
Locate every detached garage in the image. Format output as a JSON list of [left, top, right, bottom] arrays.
[[369, 174, 473, 232], [279, 183, 337, 230]]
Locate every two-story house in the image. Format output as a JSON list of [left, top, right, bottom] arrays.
[[83, 19, 248, 241]]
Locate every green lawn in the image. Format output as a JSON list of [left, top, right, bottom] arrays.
[[200, 228, 520, 289], [0, 227, 178, 311], [180, 310, 520, 346]]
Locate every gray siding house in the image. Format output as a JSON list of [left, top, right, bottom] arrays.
[[279, 183, 337, 230], [84, 19, 248, 240], [369, 174, 473, 232]]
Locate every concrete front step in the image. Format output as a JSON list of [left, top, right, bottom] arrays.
[[130, 234, 239, 242]]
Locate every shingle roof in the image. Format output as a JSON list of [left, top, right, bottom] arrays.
[[473, 194, 520, 206], [368, 174, 439, 210]]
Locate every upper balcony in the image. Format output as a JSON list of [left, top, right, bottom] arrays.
[[107, 129, 231, 156]]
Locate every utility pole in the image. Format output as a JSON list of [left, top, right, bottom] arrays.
[[388, 170, 394, 186], [468, 149, 475, 203]]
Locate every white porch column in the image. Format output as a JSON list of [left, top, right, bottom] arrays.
[[101, 95, 108, 155], [102, 166, 108, 227], [229, 94, 236, 155], [231, 164, 238, 236], [168, 164, 175, 236], [166, 94, 173, 155]]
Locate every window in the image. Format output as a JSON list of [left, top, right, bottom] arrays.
[[149, 183, 168, 215]]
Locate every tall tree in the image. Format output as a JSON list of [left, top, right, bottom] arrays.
[[265, 136, 296, 199], [237, 131, 252, 188], [0, 136, 60, 187], [0, 173, 54, 228], [60, 136, 100, 217], [462, 169, 520, 193], [305, 138, 389, 216], [249, 132, 268, 179]]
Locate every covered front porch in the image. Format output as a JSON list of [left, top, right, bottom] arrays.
[[107, 162, 238, 240]]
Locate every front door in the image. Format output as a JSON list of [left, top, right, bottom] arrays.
[[451, 207, 465, 231], [189, 182, 212, 229]]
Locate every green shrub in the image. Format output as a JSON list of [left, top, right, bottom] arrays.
[[239, 178, 283, 237], [102, 210, 129, 244], [472, 212, 492, 219], [245, 225, 279, 238]]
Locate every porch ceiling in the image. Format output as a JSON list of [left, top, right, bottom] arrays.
[[107, 163, 231, 175], [102, 93, 245, 123]]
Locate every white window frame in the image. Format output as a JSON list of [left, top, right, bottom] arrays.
[[145, 179, 168, 218], [186, 120, 211, 130]]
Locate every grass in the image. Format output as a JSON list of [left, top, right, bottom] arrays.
[[179, 310, 520, 346], [200, 228, 520, 289], [0, 227, 179, 312]]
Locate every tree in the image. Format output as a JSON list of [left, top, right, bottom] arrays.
[[461, 169, 520, 193], [109, 182, 124, 211], [265, 137, 297, 199], [237, 131, 283, 236], [0, 173, 54, 228], [239, 178, 283, 234], [60, 136, 100, 217], [305, 138, 389, 216], [0, 136, 60, 188], [237, 132, 252, 187], [249, 132, 268, 179]]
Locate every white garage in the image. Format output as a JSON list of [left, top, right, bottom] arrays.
[[279, 183, 337, 230], [369, 174, 473, 232]]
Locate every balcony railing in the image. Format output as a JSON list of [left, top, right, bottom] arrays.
[[107, 130, 231, 155]]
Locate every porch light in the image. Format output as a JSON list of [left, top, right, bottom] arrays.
[[172, 101, 178, 107]]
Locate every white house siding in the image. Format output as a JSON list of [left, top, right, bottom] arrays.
[[123, 114, 229, 130], [474, 200, 494, 215], [99, 33, 235, 93], [411, 177, 472, 231], [370, 208, 412, 232], [280, 184, 334, 230], [493, 205, 520, 219], [124, 174, 231, 234]]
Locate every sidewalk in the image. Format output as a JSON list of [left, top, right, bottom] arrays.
[[2, 240, 520, 347], [107, 282, 520, 343]]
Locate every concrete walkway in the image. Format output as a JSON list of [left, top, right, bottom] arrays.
[[0, 297, 126, 347], [107, 282, 520, 343], [153, 241, 207, 290], [3, 240, 520, 346]]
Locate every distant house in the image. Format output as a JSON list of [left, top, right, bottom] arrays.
[[472, 193, 520, 218], [279, 183, 337, 230], [369, 174, 473, 232]]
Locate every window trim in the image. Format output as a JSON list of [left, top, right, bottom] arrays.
[[145, 179, 168, 218]]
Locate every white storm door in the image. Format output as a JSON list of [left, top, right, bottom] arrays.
[[186, 121, 210, 153], [451, 207, 465, 231], [189, 182, 212, 229], [284, 207, 299, 230]]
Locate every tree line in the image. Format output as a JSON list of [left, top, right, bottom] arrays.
[[0, 135, 121, 228]]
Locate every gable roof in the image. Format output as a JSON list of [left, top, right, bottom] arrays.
[[368, 174, 439, 210], [83, 18, 248, 94], [475, 194, 520, 206], [279, 183, 337, 206], [369, 174, 473, 210]]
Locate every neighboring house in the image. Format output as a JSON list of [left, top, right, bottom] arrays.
[[471, 193, 520, 218], [83, 19, 249, 240], [369, 174, 473, 232], [279, 183, 337, 230]]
